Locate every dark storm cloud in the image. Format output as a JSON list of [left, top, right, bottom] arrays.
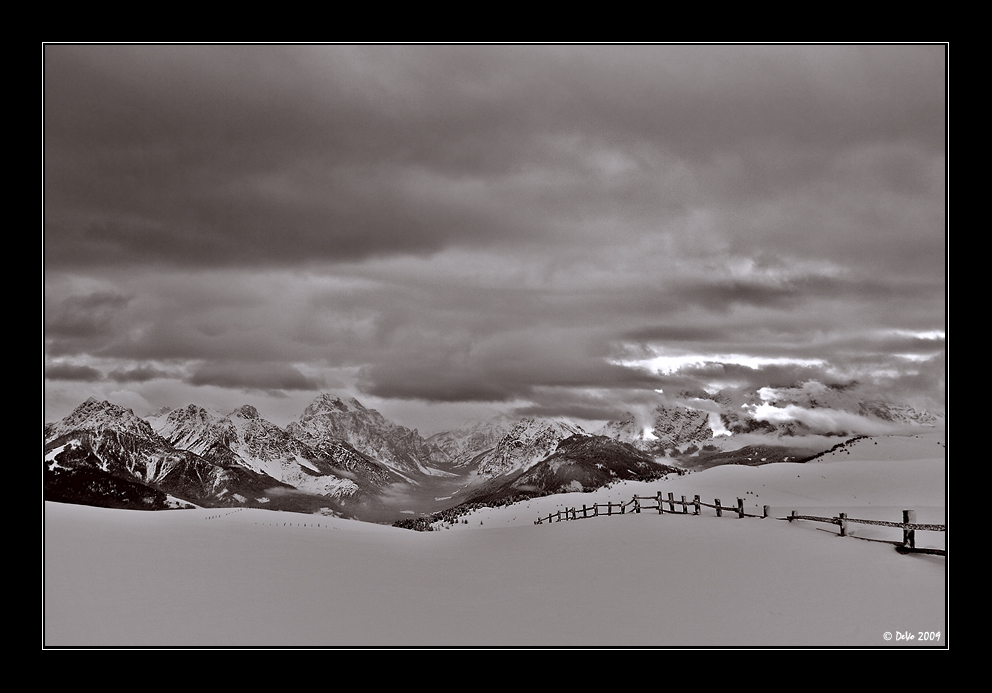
[[107, 364, 173, 383], [44, 45, 550, 267], [356, 325, 668, 403], [186, 361, 323, 393], [44, 45, 946, 425], [673, 361, 839, 390], [510, 389, 654, 424], [45, 363, 103, 382], [45, 44, 945, 271], [45, 291, 131, 339], [622, 324, 726, 343]]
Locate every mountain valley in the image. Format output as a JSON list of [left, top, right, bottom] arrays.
[[44, 386, 943, 524]]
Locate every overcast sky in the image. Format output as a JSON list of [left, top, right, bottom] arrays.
[[44, 44, 946, 433]]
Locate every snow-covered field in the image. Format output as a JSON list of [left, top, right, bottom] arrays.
[[44, 432, 947, 648]]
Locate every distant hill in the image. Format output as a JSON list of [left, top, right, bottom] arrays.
[[464, 434, 680, 506]]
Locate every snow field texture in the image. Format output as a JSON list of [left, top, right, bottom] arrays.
[[44, 433, 946, 647]]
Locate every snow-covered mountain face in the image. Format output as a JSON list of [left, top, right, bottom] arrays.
[[498, 434, 679, 498], [149, 403, 364, 499], [46, 397, 159, 444], [426, 415, 517, 468], [476, 418, 587, 479], [287, 394, 452, 482], [597, 404, 712, 454], [150, 403, 232, 456], [44, 399, 292, 510]]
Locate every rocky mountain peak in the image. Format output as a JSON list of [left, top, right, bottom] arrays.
[[172, 403, 219, 422], [290, 393, 447, 478], [306, 393, 352, 414], [46, 398, 156, 443], [476, 417, 588, 479], [231, 404, 260, 420]]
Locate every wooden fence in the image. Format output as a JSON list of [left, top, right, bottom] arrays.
[[535, 491, 946, 555], [535, 492, 763, 524], [785, 509, 946, 555]]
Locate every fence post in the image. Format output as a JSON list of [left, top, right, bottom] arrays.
[[668, 492, 676, 513], [789, 510, 797, 523], [903, 509, 916, 549], [763, 505, 770, 518], [715, 499, 722, 517], [657, 491, 663, 514], [694, 495, 701, 515], [737, 498, 744, 518], [583, 504, 588, 518], [594, 504, 599, 517], [608, 502, 613, 516], [681, 495, 688, 514], [838, 512, 848, 537], [634, 497, 640, 514]]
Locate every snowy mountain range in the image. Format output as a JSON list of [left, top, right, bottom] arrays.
[[147, 403, 368, 498], [44, 398, 294, 511], [44, 385, 942, 519], [286, 394, 452, 482]]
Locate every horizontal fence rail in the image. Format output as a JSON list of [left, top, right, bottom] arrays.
[[535, 492, 761, 523], [786, 509, 945, 554], [535, 492, 945, 556]]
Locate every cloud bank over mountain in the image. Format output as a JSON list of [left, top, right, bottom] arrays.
[[44, 45, 946, 433]]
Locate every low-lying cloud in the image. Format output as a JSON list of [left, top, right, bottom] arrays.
[[45, 363, 103, 382], [186, 362, 323, 393], [745, 402, 910, 436]]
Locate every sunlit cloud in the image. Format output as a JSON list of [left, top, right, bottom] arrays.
[[612, 351, 828, 375]]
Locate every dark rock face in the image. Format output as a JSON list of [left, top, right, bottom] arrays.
[[45, 445, 172, 510]]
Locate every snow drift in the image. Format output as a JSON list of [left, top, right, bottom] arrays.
[[44, 431, 946, 648]]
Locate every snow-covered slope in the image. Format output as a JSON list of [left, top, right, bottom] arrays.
[[43, 431, 946, 647]]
